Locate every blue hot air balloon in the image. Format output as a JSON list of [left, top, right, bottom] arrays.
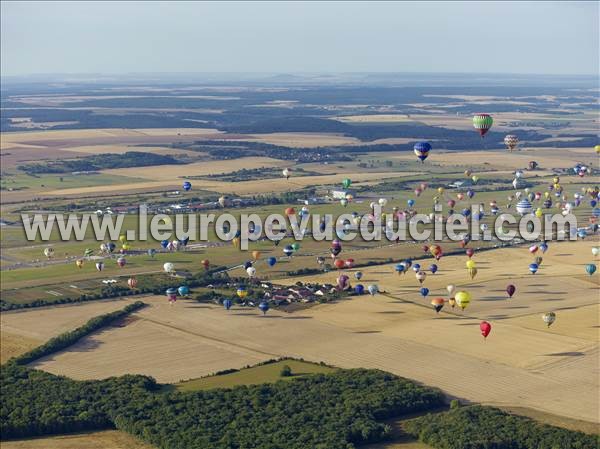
[[577, 229, 587, 239], [529, 263, 539, 274], [367, 284, 379, 296], [420, 287, 430, 298], [539, 242, 549, 253], [407, 199, 416, 208], [413, 141, 432, 163], [462, 208, 471, 217], [147, 248, 156, 258], [178, 286, 189, 296], [395, 263, 405, 273], [258, 301, 270, 315], [182, 181, 192, 191], [585, 264, 597, 276], [412, 263, 421, 272], [404, 259, 413, 269], [223, 298, 233, 310], [160, 240, 169, 249], [355, 284, 365, 295], [244, 260, 253, 270], [283, 245, 293, 257], [429, 264, 438, 274], [267, 257, 277, 267]]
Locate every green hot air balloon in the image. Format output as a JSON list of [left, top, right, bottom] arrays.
[[342, 178, 352, 189], [291, 242, 300, 252], [473, 113, 493, 137]]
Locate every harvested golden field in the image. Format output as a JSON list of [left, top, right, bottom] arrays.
[[0, 332, 40, 364], [1, 128, 221, 146], [374, 147, 596, 170], [0, 430, 154, 449], [18, 241, 599, 423], [55, 144, 201, 156], [101, 157, 286, 180], [43, 170, 413, 196], [1, 298, 137, 341]]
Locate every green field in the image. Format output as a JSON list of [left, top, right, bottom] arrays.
[[172, 359, 337, 392], [1, 172, 147, 191]]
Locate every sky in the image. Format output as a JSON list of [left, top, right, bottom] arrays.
[[1, 1, 599, 76]]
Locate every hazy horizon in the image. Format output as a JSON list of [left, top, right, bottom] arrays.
[[2, 1, 598, 77]]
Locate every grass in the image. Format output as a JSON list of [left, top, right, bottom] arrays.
[[170, 359, 337, 392], [0, 172, 147, 191]]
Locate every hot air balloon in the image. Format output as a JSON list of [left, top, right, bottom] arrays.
[[416, 270, 427, 284], [161, 239, 169, 249], [166, 288, 177, 304], [455, 291, 471, 310], [76, 259, 84, 269], [316, 256, 325, 267], [43, 247, 55, 259], [473, 113, 493, 137], [285, 207, 296, 217], [431, 298, 444, 313], [354, 271, 363, 280], [251, 250, 261, 261], [163, 262, 175, 274], [218, 196, 228, 208], [367, 284, 379, 296], [504, 134, 519, 151], [465, 248, 474, 259], [117, 257, 126, 268], [480, 321, 492, 339], [543, 312, 556, 328], [337, 274, 350, 290], [258, 301, 270, 315], [182, 181, 192, 191], [355, 284, 365, 295], [413, 141, 431, 163], [592, 247, 600, 257], [237, 286, 248, 300], [84, 248, 94, 258], [127, 277, 138, 289], [420, 287, 429, 298], [334, 259, 346, 270], [506, 284, 516, 298], [246, 266, 257, 278], [585, 264, 597, 276], [223, 298, 233, 310], [528, 161, 538, 170], [429, 264, 438, 274], [283, 245, 293, 257], [282, 168, 291, 180], [342, 178, 352, 189], [429, 245, 443, 260], [529, 263, 539, 274], [95, 261, 104, 272], [147, 248, 156, 258], [516, 199, 532, 215], [407, 199, 415, 208], [267, 256, 277, 267], [178, 286, 189, 297], [291, 242, 300, 252], [447, 284, 456, 297]]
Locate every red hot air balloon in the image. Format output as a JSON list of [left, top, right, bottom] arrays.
[[480, 321, 492, 339], [201, 259, 210, 270], [334, 259, 346, 269], [465, 248, 474, 258], [506, 284, 516, 298], [127, 277, 138, 289], [285, 207, 296, 216]]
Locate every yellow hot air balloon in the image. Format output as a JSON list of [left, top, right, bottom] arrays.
[[76, 259, 84, 269], [448, 297, 456, 308], [437, 187, 445, 195], [466, 260, 476, 269], [119, 235, 127, 243], [595, 145, 600, 155], [455, 291, 471, 310], [535, 208, 543, 218], [471, 175, 479, 184], [252, 250, 261, 261], [232, 237, 240, 249]]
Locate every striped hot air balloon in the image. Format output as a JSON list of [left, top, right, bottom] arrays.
[[516, 199, 532, 215], [504, 134, 519, 152], [473, 113, 493, 137]]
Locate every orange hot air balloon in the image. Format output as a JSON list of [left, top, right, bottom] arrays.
[[431, 298, 444, 313], [201, 259, 210, 270], [252, 250, 261, 261], [334, 259, 346, 269], [285, 207, 296, 216], [429, 244, 443, 260]]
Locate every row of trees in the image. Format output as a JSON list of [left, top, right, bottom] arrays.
[[18, 152, 182, 174], [403, 405, 599, 449]]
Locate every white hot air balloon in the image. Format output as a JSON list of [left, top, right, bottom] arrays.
[[163, 262, 175, 274]]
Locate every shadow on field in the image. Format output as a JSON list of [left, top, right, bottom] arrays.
[[480, 295, 508, 301], [544, 352, 585, 357], [541, 298, 565, 302], [282, 316, 312, 320], [376, 311, 405, 314], [354, 330, 381, 334]]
